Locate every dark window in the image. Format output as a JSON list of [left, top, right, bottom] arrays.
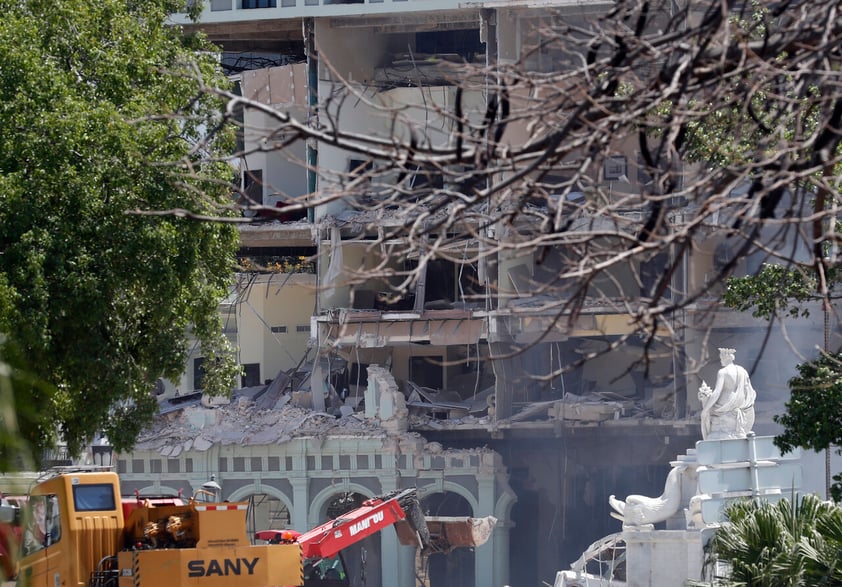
[[219, 458, 228, 472], [242, 0, 276, 8], [641, 254, 669, 299], [232, 80, 244, 151], [637, 152, 652, 186], [242, 363, 261, 387], [185, 458, 194, 473], [132, 459, 144, 474], [271, 326, 287, 333], [233, 457, 246, 472], [241, 169, 264, 216], [410, 356, 444, 389], [349, 363, 369, 387], [347, 158, 373, 175], [251, 457, 263, 472], [167, 459, 180, 473], [268, 456, 280, 471], [193, 357, 205, 391], [150, 460, 162, 474], [73, 484, 116, 512], [415, 29, 483, 59], [425, 259, 456, 304]]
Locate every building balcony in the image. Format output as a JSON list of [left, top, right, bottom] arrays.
[[316, 306, 487, 347], [173, 0, 612, 28], [174, 0, 480, 30]]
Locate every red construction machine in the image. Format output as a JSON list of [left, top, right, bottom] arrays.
[[255, 488, 497, 587]]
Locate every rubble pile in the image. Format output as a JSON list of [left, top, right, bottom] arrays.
[[136, 396, 391, 456]]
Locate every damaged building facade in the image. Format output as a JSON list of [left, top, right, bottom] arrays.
[[120, 365, 514, 586], [113, 1, 839, 586]]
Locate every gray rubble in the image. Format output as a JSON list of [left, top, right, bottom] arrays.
[[136, 396, 392, 455]]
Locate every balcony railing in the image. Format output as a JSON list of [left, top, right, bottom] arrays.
[[238, 255, 316, 274]]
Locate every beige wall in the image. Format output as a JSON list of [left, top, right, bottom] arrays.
[[238, 273, 317, 382], [168, 273, 316, 395]]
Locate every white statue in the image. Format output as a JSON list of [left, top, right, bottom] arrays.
[[608, 466, 684, 528], [698, 348, 756, 440]]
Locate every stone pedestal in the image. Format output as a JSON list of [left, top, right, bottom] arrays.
[[557, 436, 802, 587], [623, 530, 706, 587]]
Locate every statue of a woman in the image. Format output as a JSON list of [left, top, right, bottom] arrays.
[[698, 348, 756, 440]]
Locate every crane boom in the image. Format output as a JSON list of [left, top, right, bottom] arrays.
[[256, 487, 497, 560], [294, 488, 424, 559]]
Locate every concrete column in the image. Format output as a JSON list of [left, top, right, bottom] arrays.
[[396, 544, 415, 587], [492, 343, 513, 419], [290, 477, 309, 532], [379, 528, 401, 587], [476, 476, 497, 587], [311, 359, 326, 412], [378, 476, 413, 587], [492, 521, 510, 587]]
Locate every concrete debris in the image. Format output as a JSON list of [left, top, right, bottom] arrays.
[[406, 382, 472, 420], [545, 394, 628, 422], [321, 201, 452, 234], [143, 364, 663, 454], [136, 398, 391, 454], [136, 366, 503, 466], [364, 365, 409, 434], [408, 392, 641, 429]]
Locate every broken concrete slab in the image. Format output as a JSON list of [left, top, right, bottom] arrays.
[[365, 365, 409, 433]]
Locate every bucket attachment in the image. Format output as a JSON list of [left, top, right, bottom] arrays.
[[421, 516, 497, 554], [384, 490, 497, 554], [395, 513, 497, 554]]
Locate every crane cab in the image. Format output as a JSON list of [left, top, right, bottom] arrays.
[[17, 468, 123, 587], [16, 468, 303, 587]]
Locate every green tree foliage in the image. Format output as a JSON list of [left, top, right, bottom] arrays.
[[775, 353, 842, 502], [701, 494, 842, 586], [723, 264, 822, 320], [0, 337, 37, 471], [0, 0, 241, 462]]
